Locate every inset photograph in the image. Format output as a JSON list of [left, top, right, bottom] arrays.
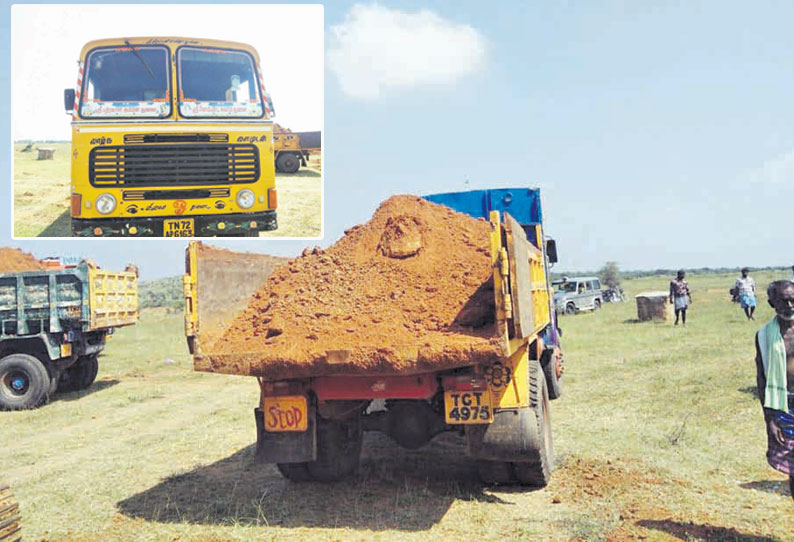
[[11, 4, 323, 238]]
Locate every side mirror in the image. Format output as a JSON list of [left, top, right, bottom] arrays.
[[64, 89, 75, 113], [545, 239, 558, 264]]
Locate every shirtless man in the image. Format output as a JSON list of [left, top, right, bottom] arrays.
[[754, 280, 794, 501]]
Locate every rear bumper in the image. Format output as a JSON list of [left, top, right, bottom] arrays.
[[71, 210, 277, 237]]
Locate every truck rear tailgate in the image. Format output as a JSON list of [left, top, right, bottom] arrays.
[[88, 267, 139, 330]]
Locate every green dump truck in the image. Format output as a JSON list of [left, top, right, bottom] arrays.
[[0, 261, 139, 410]]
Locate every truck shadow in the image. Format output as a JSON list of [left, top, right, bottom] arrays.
[[636, 519, 777, 542], [52, 379, 120, 403], [117, 432, 509, 531], [36, 210, 71, 237]]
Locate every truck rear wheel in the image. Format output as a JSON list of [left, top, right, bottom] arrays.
[[0, 482, 21, 542], [514, 360, 553, 487], [59, 355, 99, 392], [276, 462, 313, 482], [277, 416, 362, 482], [541, 346, 564, 400], [276, 152, 301, 174], [0, 354, 51, 410]]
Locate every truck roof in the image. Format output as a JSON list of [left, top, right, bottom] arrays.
[[79, 37, 262, 62], [423, 188, 542, 226]]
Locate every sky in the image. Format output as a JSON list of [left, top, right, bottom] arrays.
[[2, 1, 794, 281]]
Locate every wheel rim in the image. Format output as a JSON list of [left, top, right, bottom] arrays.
[[3, 370, 30, 396]]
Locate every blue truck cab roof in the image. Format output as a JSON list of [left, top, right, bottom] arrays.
[[423, 188, 542, 227]]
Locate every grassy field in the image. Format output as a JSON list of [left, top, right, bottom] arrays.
[[2, 272, 794, 541], [12, 143, 321, 238]]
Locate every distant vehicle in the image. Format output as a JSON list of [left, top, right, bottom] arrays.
[[554, 276, 603, 314], [273, 128, 321, 173], [602, 286, 627, 303]]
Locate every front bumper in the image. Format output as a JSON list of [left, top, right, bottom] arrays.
[[71, 210, 277, 237]]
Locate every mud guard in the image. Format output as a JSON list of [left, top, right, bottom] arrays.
[[254, 407, 317, 463], [465, 407, 541, 461]]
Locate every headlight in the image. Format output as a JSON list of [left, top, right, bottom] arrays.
[[95, 193, 116, 215], [236, 189, 255, 209]]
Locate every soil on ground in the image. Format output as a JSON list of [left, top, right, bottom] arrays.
[[0, 248, 45, 273], [207, 195, 501, 378]]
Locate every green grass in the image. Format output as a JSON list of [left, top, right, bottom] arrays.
[[2, 273, 794, 541], [12, 143, 321, 238]]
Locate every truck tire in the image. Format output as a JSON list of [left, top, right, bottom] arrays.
[[513, 360, 553, 487], [276, 152, 300, 174], [277, 417, 362, 482], [0, 482, 21, 542], [476, 460, 514, 485], [593, 299, 601, 310], [540, 347, 564, 400], [0, 354, 51, 410], [276, 462, 314, 482], [59, 355, 98, 392], [565, 303, 576, 315], [305, 416, 362, 482]]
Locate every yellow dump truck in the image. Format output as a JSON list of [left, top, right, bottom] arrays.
[[273, 128, 321, 173], [0, 261, 138, 410], [63, 37, 278, 237], [184, 188, 563, 486]]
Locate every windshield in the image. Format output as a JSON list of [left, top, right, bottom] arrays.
[[80, 46, 171, 118], [177, 47, 263, 118]]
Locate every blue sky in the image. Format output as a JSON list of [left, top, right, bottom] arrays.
[[2, 1, 793, 280]]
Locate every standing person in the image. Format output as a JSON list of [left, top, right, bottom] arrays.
[[754, 280, 794, 502], [735, 267, 757, 320], [669, 269, 692, 326], [789, 265, 794, 283]]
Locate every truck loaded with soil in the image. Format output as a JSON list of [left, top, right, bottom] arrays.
[[184, 189, 564, 486], [0, 249, 139, 410]]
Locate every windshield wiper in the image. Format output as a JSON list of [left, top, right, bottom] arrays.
[[124, 40, 155, 79]]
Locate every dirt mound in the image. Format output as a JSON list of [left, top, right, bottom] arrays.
[[208, 195, 502, 378], [0, 248, 45, 273], [273, 123, 292, 134]]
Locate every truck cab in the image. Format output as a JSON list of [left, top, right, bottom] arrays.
[[64, 37, 278, 237]]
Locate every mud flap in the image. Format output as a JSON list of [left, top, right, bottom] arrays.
[[465, 407, 540, 461], [254, 407, 317, 463]]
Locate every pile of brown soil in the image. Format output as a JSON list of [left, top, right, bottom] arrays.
[[0, 248, 45, 273], [273, 123, 292, 134], [208, 195, 502, 378]]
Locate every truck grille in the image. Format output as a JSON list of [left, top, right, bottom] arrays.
[[122, 188, 231, 201], [89, 144, 259, 187], [123, 133, 229, 144]]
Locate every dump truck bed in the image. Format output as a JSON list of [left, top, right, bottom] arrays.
[[0, 261, 138, 337], [186, 192, 552, 380]]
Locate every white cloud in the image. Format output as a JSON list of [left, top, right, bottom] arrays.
[[327, 4, 487, 100], [749, 149, 794, 184]]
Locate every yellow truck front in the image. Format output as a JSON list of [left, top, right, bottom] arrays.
[[64, 37, 278, 237]]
